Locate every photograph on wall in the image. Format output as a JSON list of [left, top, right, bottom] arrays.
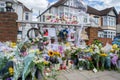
[[43, 28, 49, 37], [48, 28, 56, 37], [68, 29, 75, 41]]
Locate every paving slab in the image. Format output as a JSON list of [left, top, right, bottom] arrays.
[[53, 70, 120, 80]]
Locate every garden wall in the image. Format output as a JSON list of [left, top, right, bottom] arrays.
[[85, 27, 112, 46]]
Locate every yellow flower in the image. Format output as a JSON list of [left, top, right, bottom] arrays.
[[36, 49, 42, 54], [43, 61, 49, 65], [9, 67, 14, 75], [84, 49, 89, 53], [112, 44, 118, 49], [65, 42, 70, 47], [36, 38, 39, 41], [63, 32, 66, 35], [33, 38, 36, 42], [10, 42, 16, 48], [54, 51, 61, 57], [110, 49, 115, 52], [54, 51, 58, 55], [29, 50, 35, 53], [89, 48, 93, 53], [48, 50, 54, 57], [57, 53, 62, 57], [100, 53, 108, 57], [10, 56, 14, 60]]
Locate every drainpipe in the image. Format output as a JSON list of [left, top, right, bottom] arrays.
[[22, 4, 24, 21]]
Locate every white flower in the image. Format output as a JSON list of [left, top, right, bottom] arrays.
[[33, 57, 44, 64], [94, 45, 99, 49], [94, 49, 100, 53], [45, 73, 49, 76], [93, 68, 97, 73], [79, 58, 85, 61], [29, 49, 35, 53], [12, 58, 17, 63]]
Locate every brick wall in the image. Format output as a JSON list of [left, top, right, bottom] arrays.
[[118, 12, 120, 24], [0, 12, 18, 42], [98, 38, 112, 46], [85, 27, 112, 46]]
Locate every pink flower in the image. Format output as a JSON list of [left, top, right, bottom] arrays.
[[22, 52, 28, 57]]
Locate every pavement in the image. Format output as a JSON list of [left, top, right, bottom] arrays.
[[55, 70, 120, 80]]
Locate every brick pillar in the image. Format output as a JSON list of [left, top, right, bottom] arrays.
[[0, 12, 18, 42], [85, 27, 100, 45]]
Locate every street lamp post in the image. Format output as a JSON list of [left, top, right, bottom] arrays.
[[6, 0, 13, 12]]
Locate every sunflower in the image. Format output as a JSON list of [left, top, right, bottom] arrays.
[[48, 50, 54, 57], [9, 67, 14, 75]]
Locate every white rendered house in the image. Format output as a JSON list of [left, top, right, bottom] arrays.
[[0, 0, 32, 21], [37, 0, 90, 25]]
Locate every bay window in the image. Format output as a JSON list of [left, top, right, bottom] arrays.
[[103, 30, 116, 39], [103, 16, 107, 26], [108, 16, 115, 26], [103, 16, 116, 26], [94, 16, 99, 24]]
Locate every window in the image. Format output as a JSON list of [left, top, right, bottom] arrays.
[[0, 3, 5, 6], [103, 16, 107, 26], [103, 30, 116, 39], [65, 12, 69, 17], [70, 0, 72, 6], [104, 35, 107, 38], [108, 17, 115, 26], [18, 31, 22, 34], [0, 8, 4, 12], [98, 31, 104, 38], [25, 13, 29, 20], [83, 17, 87, 23], [0, 2, 5, 12], [107, 35, 111, 38], [60, 12, 64, 17], [94, 17, 99, 24], [103, 16, 116, 26], [43, 15, 45, 22]]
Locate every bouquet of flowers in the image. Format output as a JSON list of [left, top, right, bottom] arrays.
[[58, 28, 68, 42], [78, 58, 85, 70], [100, 53, 108, 71]]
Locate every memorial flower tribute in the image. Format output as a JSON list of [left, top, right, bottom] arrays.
[[0, 37, 120, 80]]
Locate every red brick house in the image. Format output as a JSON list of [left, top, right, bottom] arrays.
[[86, 6, 118, 45]]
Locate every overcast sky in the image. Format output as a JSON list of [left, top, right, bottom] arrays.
[[18, 0, 120, 21]]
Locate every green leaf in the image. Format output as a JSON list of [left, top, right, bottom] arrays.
[[13, 60, 24, 80], [22, 53, 35, 80]]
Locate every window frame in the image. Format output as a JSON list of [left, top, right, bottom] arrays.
[[25, 13, 29, 20]]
